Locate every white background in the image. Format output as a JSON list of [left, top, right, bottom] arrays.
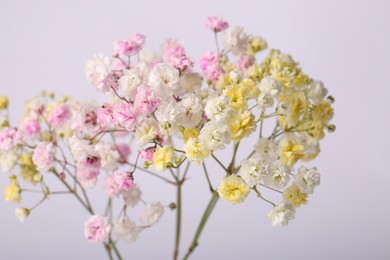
[[1, 0, 389, 259]]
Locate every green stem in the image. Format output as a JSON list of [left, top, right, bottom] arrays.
[[109, 238, 123, 260], [211, 154, 228, 172], [252, 186, 276, 206], [183, 191, 219, 260], [174, 181, 182, 260], [202, 162, 214, 192]]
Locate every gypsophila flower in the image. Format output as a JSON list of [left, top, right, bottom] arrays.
[[267, 202, 296, 227], [84, 215, 111, 243], [140, 201, 164, 226], [217, 174, 249, 204], [123, 185, 142, 207], [294, 166, 321, 194], [223, 26, 250, 56], [32, 142, 55, 170], [205, 16, 229, 32], [15, 207, 30, 223], [104, 170, 134, 198], [237, 156, 267, 188], [113, 217, 140, 243], [0, 127, 19, 152]]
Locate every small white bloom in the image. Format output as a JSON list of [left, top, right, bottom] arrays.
[[223, 26, 250, 56], [113, 217, 140, 243], [237, 156, 267, 187], [123, 186, 142, 207], [257, 93, 274, 109], [135, 118, 159, 147], [263, 160, 291, 190], [294, 166, 321, 194], [179, 73, 202, 94], [148, 63, 179, 96], [139, 50, 162, 65], [204, 95, 232, 123], [254, 138, 277, 162], [267, 202, 296, 227], [199, 122, 230, 151], [258, 76, 282, 97], [308, 80, 328, 101], [118, 68, 143, 100], [95, 142, 120, 171], [85, 53, 115, 93], [69, 135, 97, 163], [174, 96, 203, 129], [139, 201, 164, 226], [15, 207, 30, 223], [0, 149, 18, 172]]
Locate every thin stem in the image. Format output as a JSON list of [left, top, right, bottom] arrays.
[[126, 162, 175, 184], [258, 183, 282, 194], [173, 181, 182, 260], [214, 32, 221, 54], [202, 162, 214, 192], [211, 154, 228, 172], [252, 186, 276, 206], [180, 161, 191, 182], [104, 243, 114, 260], [184, 191, 219, 260], [109, 237, 123, 260], [259, 110, 265, 138]]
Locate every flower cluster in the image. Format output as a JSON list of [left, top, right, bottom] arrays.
[[1, 16, 335, 258]]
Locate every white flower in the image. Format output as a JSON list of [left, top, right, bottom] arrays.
[[294, 166, 320, 194], [237, 156, 267, 187], [199, 122, 230, 151], [257, 93, 274, 109], [139, 201, 164, 226], [308, 80, 328, 101], [15, 207, 30, 223], [267, 202, 296, 227], [74, 101, 100, 135], [123, 186, 142, 207], [204, 95, 231, 123], [113, 217, 140, 243], [135, 118, 159, 147], [118, 68, 143, 100], [223, 26, 250, 56], [178, 72, 202, 94], [263, 160, 291, 190], [85, 53, 115, 93], [148, 63, 179, 96], [174, 96, 203, 129], [254, 138, 277, 162], [258, 76, 282, 97], [32, 142, 55, 171], [139, 50, 161, 65], [0, 149, 18, 172], [95, 142, 120, 171], [69, 135, 97, 163]]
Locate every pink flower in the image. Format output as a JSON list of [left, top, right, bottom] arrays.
[[113, 34, 145, 56], [205, 16, 229, 32], [161, 39, 185, 60], [200, 52, 224, 83], [76, 157, 101, 189], [113, 102, 137, 131], [48, 104, 71, 128], [97, 103, 114, 129], [84, 215, 111, 243], [20, 117, 41, 138], [0, 127, 19, 151], [236, 55, 253, 72], [134, 85, 160, 115], [169, 54, 194, 72], [104, 170, 134, 198], [140, 148, 154, 163], [116, 143, 131, 162], [85, 54, 118, 94], [32, 142, 55, 170]]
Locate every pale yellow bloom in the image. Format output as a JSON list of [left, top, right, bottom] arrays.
[[15, 207, 30, 223], [19, 153, 40, 184], [0, 96, 9, 110], [239, 78, 259, 99], [183, 138, 210, 165], [227, 110, 256, 142], [223, 84, 247, 110], [218, 174, 249, 204], [182, 127, 199, 142], [153, 146, 174, 171], [282, 183, 308, 207], [4, 176, 22, 203], [247, 36, 267, 55], [279, 139, 304, 167]]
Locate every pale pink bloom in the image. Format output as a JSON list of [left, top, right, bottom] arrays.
[[161, 39, 185, 60], [113, 102, 137, 131], [97, 103, 114, 129], [84, 215, 111, 243], [76, 157, 101, 189], [32, 142, 55, 170], [0, 127, 19, 151], [111, 59, 128, 71], [74, 102, 100, 135], [116, 143, 131, 162], [139, 148, 154, 163], [48, 103, 71, 128], [104, 171, 134, 198], [169, 54, 194, 72], [134, 85, 160, 115], [139, 201, 164, 226], [205, 16, 229, 32], [85, 53, 117, 94], [236, 55, 253, 72], [130, 33, 145, 47], [113, 34, 145, 56], [200, 52, 223, 83], [20, 117, 41, 138]]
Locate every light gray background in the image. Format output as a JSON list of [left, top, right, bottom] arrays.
[[1, 0, 389, 259]]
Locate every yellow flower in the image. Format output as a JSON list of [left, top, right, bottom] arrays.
[[227, 110, 256, 142], [279, 139, 304, 167], [218, 175, 249, 204], [4, 176, 22, 203], [19, 153, 40, 184], [183, 138, 210, 165], [283, 183, 308, 207], [182, 128, 199, 142], [239, 78, 259, 99], [311, 100, 334, 124], [153, 146, 174, 171], [223, 84, 247, 110], [0, 96, 9, 110], [247, 36, 267, 55]]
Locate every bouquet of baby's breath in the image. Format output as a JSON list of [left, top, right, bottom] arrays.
[[0, 16, 335, 259]]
